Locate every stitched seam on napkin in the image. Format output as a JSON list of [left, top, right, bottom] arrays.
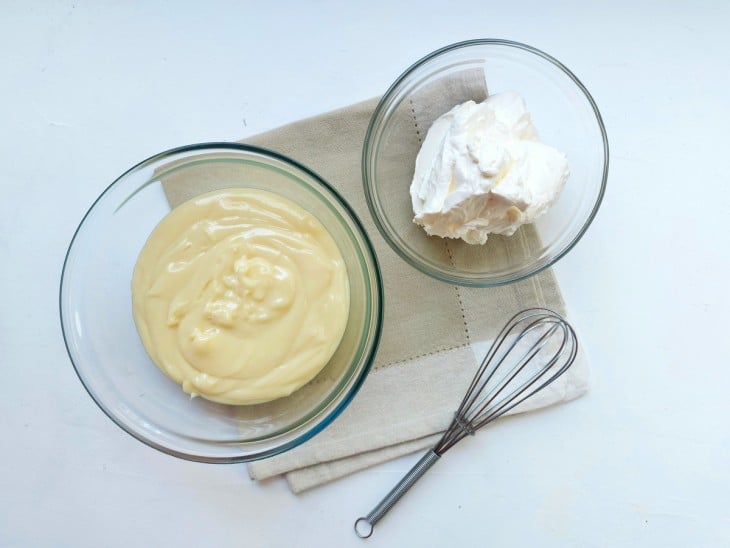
[[380, 341, 470, 368], [408, 96, 423, 144], [445, 241, 472, 345]]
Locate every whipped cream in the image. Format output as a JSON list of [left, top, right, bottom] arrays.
[[410, 91, 569, 245]]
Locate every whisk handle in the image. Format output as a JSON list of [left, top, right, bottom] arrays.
[[354, 449, 440, 538]]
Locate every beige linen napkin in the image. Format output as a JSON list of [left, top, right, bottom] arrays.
[[163, 70, 589, 493]]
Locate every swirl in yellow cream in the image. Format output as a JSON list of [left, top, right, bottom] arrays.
[[132, 188, 350, 405]]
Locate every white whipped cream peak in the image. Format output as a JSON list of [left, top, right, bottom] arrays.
[[410, 91, 569, 245]]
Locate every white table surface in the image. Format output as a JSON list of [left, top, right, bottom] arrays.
[[2, 1, 729, 546]]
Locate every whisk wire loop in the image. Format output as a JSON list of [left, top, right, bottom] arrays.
[[355, 308, 578, 538]]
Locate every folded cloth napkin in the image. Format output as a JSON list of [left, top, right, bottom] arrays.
[[163, 70, 590, 493]]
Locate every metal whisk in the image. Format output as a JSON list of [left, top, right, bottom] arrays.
[[354, 308, 578, 538]]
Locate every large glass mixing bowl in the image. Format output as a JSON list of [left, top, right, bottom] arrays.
[[60, 143, 383, 462]]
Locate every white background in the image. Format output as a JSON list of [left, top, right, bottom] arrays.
[[2, 1, 729, 546]]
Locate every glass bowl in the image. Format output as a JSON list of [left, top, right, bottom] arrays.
[[60, 143, 383, 463], [363, 39, 608, 286]]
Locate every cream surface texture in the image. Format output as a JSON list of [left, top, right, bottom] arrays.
[[132, 188, 350, 405], [410, 91, 570, 245]]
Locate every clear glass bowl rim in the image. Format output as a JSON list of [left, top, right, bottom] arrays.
[[362, 38, 609, 287], [59, 141, 384, 463]]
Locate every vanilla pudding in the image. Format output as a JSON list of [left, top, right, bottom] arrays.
[[132, 188, 350, 405]]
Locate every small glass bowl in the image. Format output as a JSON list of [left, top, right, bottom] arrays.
[[60, 143, 383, 463], [363, 39, 608, 286]]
